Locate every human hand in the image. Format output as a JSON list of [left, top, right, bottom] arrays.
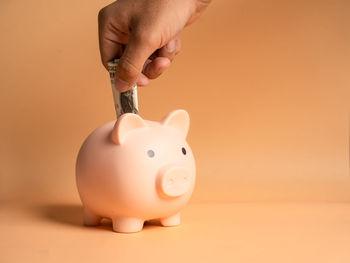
[[98, 0, 211, 91]]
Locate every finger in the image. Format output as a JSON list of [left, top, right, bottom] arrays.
[[136, 73, 149, 86], [98, 8, 125, 69], [99, 38, 124, 69], [157, 35, 181, 61], [115, 33, 156, 92], [142, 57, 171, 79]]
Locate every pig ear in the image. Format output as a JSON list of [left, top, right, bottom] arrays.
[[111, 113, 146, 145], [161, 109, 190, 138]]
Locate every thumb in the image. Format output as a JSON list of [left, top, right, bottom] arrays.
[[115, 34, 155, 92]]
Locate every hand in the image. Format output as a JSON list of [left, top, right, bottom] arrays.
[[98, 0, 211, 91]]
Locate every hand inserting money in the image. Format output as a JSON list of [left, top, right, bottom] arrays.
[[98, 0, 211, 92]]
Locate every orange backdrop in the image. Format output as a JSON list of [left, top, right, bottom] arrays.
[[1, 1, 350, 262], [0, 0, 349, 204]]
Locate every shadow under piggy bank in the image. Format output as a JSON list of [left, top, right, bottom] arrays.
[[39, 204, 84, 227], [39, 204, 162, 232]]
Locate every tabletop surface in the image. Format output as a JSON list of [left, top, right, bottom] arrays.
[[1, 201, 349, 263]]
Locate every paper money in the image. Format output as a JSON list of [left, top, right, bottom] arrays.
[[107, 59, 139, 118]]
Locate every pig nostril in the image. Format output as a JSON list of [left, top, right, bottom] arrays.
[[182, 147, 186, 155]]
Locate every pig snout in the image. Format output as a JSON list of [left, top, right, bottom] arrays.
[[157, 166, 192, 198]]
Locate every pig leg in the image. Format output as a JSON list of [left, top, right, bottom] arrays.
[[112, 217, 144, 233], [83, 208, 101, 226], [160, 213, 180, 227]]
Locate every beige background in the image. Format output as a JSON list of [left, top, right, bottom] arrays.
[[1, 0, 350, 262]]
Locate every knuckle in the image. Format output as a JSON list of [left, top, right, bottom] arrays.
[[147, 31, 160, 46], [98, 7, 107, 21], [175, 46, 181, 55], [134, 30, 159, 47], [173, 42, 181, 56], [176, 38, 182, 50]]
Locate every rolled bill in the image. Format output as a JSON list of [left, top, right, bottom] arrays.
[[107, 59, 139, 118]]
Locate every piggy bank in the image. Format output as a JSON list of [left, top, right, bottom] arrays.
[[76, 109, 196, 233]]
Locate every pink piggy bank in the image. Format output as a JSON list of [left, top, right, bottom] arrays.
[[76, 109, 196, 233]]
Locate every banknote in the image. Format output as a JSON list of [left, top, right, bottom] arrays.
[[107, 59, 138, 118]]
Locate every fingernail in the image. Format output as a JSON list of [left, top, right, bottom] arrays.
[[166, 39, 176, 53], [115, 77, 130, 92]]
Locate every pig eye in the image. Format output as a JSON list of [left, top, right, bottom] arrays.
[[147, 150, 155, 158], [182, 147, 186, 155]]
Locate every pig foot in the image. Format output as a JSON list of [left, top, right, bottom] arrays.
[[83, 208, 101, 226], [160, 213, 181, 227], [112, 217, 144, 233]]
